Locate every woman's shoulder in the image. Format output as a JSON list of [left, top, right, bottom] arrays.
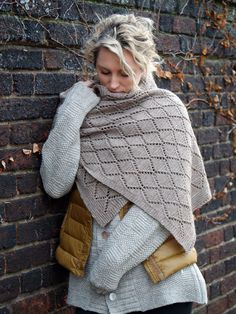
[[155, 88, 185, 105], [59, 81, 85, 100]]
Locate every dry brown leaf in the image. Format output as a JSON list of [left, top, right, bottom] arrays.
[[205, 67, 211, 76], [213, 95, 220, 103], [202, 48, 208, 55], [9, 157, 14, 162], [33, 143, 40, 154], [175, 72, 185, 83], [164, 71, 173, 80], [1, 160, 6, 169], [214, 190, 226, 199], [224, 76, 232, 84], [155, 65, 173, 80], [227, 109, 234, 117], [22, 149, 32, 156], [200, 55, 206, 67], [214, 84, 222, 92], [187, 82, 193, 90]]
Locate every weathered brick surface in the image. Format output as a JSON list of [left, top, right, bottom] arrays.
[[0, 73, 12, 95], [1, 49, 43, 70], [0, 1, 235, 313], [46, 22, 88, 47], [16, 172, 39, 194], [11, 293, 54, 314], [0, 224, 16, 250], [13, 73, 34, 96], [20, 269, 42, 293], [0, 175, 16, 198], [0, 125, 10, 147], [6, 243, 51, 273], [0, 276, 19, 303], [173, 16, 196, 35], [0, 255, 5, 276], [0, 16, 45, 44], [35, 73, 75, 95], [17, 215, 63, 244], [10, 121, 51, 145]]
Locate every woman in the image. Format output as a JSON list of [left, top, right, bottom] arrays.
[[40, 14, 212, 314]]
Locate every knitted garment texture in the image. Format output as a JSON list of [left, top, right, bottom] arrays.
[[76, 75, 212, 251]]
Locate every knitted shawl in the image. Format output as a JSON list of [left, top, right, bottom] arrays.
[[76, 75, 212, 251]]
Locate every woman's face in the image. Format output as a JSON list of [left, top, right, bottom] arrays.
[[96, 47, 143, 93]]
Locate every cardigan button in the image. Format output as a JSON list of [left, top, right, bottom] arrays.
[[109, 292, 117, 301], [101, 231, 109, 240]]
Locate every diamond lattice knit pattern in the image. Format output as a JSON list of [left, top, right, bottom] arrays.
[[76, 75, 212, 252]]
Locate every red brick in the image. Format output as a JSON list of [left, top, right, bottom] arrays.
[[0, 16, 45, 44], [0, 255, 5, 276], [0, 175, 16, 198], [5, 196, 36, 222], [42, 264, 68, 288], [224, 225, 234, 241], [209, 280, 221, 300], [0, 224, 16, 250], [227, 289, 236, 308], [16, 173, 38, 195], [173, 16, 196, 35], [216, 114, 232, 126], [20, 269, 41, 293], [230, 158, 236, 173], [6, 242, 51, 273], [0, 125, 10, 147], [221, 273, 236, 294], [12, 293, 54, 314], [155, 33, 180, 52], [54, 284, 68, 309], [213, 143, 233, 159], [13, 73, 34, 96], [207, 296, 228, 314], [17, 215, 63, 244], [44, 50, 64, 70], [35, 73, 75, 95], [196, 129, 219, 145], [197, 251, 209, 267], [204, 263, 225, 283], [225, 256, 236, 274], [46, 22, 88, 47], [219, 159, 230, 175], [203, 230, 224, 248], [209, 247, 220, 263], [220, 241, 236, 259], [1, 49, 42, 70], [0, 73, 12, 95], [0, 276, 19, 302], [0, 97, 58, 122]]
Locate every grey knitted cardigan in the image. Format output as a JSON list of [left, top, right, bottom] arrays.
[[76, 75, 212, 252]]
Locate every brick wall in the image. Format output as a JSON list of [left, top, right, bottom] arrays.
[[0, 1, 235, 313]]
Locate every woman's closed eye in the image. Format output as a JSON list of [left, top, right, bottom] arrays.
[[120, 71, 129, 77], [100, 70, 110, 75]]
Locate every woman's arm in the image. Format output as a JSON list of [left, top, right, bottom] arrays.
[[40, 82, 100, 198], [89, 204, 170, 293]]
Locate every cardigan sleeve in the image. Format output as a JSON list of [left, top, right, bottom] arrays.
[[40, 82, 100, 198], [89, 204, 170, 293]]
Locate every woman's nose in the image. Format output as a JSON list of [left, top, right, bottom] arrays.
[[109, 75, 119, 90]]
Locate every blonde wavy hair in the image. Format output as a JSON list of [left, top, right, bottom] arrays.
[[84, 14, 160, 83]]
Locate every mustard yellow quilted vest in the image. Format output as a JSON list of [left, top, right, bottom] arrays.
[[56, 189, 197, 283]]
